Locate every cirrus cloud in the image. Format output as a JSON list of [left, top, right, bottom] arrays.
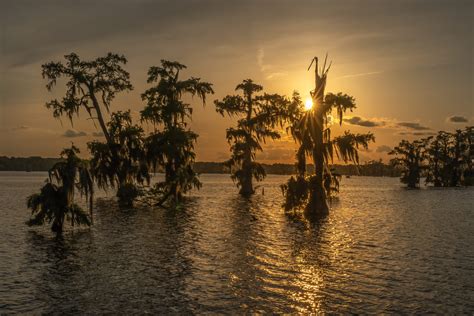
[[63, 129, 87, 138], [398, 131, 436, 136], [92, 131, 104, 137], [447, 115, 469, 123], [396, 122, 431, 130], [343, 116, 385, 127]]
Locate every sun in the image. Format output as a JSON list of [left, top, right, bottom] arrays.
[[304, 98, 313, 111]]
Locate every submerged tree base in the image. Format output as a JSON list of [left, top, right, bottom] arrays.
[[239, 186, 255, 197], [305, 201, 329, 220], [116, 183, 141, 207]]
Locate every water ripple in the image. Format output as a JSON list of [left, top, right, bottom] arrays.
[[0, 172, 473, 314]]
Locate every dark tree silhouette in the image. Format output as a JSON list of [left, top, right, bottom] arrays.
[[26, 146, 93, 236], [41, 53, 142, 204], [449, 129, 467, 186], [425, 133, 445, 187], [88, 111, 150, 206], [282, 56, 374, 218], [424, 127, 474, 187], [389, 139, 426, 188], [214, 79, 290, 196], [463, 126, 474, 185], [41, 53, 133, 146], [141, 60, 214, 206]]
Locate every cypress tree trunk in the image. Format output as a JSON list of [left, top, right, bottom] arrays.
[[305, 57, 329, 219], [116, 177, 135, 207], [52, 217, 64, 237], [240, 152, 254, 196], [305, 123, 329, 218], [89, 88, 113, 146], [240, 92, 254, 196]]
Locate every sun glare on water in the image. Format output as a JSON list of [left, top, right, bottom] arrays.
[[304, 98, 313, 111]]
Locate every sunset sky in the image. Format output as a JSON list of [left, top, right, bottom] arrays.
[[1, 0, 472, 163]]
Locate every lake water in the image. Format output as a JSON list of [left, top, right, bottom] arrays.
[[1, 172, 473, 314]]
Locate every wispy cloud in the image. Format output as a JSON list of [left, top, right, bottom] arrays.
[[8, 125, 56, 134], [343, 116, 385, 127], [257, 47, 287, 80], [398, 131, 436, 136], [397, 122, 431, 130], [447, 115, 469, 123], [336, 71, 382, 79], [343, 116, 436, 137], [258, 146, 294, 161], [63, 129, 87, 138], [266, 72, 287, 80], [92, 131, 104, 137], [11, 125, 30, 131], [257, 48, 269, 72]]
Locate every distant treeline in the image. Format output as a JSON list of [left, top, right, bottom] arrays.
[[390, 127, 473, 188], [0, 156, 62, 172], [195, 161, 401, 176], [0, 156, 401, 177]]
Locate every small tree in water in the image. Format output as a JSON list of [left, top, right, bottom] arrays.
[[282, 56, 374, 219], [141, 60, 214, 206], [389, 139, 426, 188], [88, 111, 150, 206], [214, 79, 290, 196], [26, 146, 93, 237]]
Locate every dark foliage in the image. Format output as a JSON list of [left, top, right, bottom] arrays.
[[214, 79, 289, 196], [87, 111, 150, 206], [26, 146, 92, 236], [282, 56, 374, 217], [141, 60, 214, 206]]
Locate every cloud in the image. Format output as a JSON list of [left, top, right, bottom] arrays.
[[447, 115, 468, 123], [413, 132, 436, 136], [396, 122, 431, 130], [258, 147, 294, 161], [343, 116, 385, 127], [257, 48, 269, 72], [63, 129, 87, 138], [257, 47, 286, 80], [92, 131, 104, 137], [398, 131, 436, 136], [336, 71, 382, 79], [8, 125, 56, 135], [12, 125, 30, 131], [266, 72, 287, 80], [376, 145, 392, 153]]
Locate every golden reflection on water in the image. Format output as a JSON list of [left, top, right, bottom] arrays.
[[3, 174, 473, 314], [282, 207, 357, 313]]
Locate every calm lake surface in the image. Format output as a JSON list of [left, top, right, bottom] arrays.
[[1, 172, 473, 314]]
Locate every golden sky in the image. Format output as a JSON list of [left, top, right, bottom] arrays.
[[0, 0, 472, 163]]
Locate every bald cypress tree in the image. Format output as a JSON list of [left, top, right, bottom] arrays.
[[41, 53, 148, 205], [389, 139, 426, 188], [282, 56, 374, 218], [87, 111, 150, 206], [141, 60, 214, 206], [27, 146, 93, 236], [214, 79, 289, 196], [42, 53, 133, 146]]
